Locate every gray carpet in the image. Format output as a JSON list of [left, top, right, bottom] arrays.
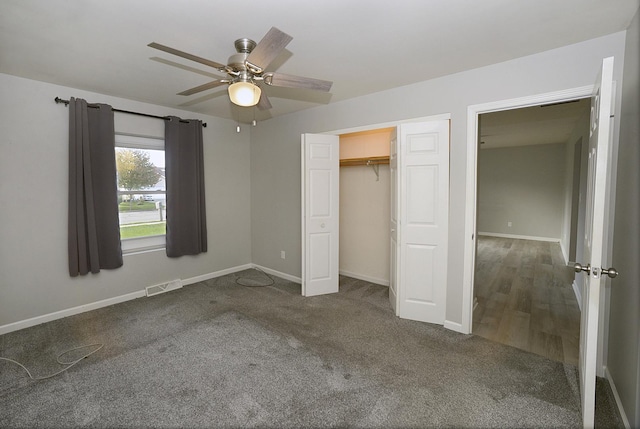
[[0, 270, 623, 428]]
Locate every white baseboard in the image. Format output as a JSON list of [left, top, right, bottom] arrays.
[[604, 366, 631, 429], [477, 232, 560, 243], [444, 320, 468, 334], [183, 264, 253, 286], [251, 264, 302, 284], [339, 270, 389, 287], [0, 264, 254, 336], [0, 290, 146, 336], [572, 280, 583, 311]]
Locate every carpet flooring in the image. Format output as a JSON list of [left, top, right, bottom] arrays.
[[0, 270, 623, 428]]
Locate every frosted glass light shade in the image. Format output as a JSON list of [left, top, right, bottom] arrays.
[[228, 82, 261, 107]]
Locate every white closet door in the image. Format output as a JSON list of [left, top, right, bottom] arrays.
[[301, 133, 340, 297], [397, 120, 449, 324]]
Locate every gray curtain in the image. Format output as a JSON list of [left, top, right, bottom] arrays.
[[68, 98, 123, 276], [165, 117, 207, 257]]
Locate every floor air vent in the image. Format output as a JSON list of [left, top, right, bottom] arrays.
[[146, 279, 183, 297]]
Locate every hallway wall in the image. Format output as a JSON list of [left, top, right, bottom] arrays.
[[477, 143, 566, 240]]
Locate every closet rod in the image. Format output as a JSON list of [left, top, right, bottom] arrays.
[[54, 97, 207, 127], [339, 156, 389, 167]]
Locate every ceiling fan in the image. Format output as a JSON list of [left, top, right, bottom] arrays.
[[148, 27, 333, 110]]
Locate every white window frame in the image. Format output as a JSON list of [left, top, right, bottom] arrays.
[[115, 133, 166, 254]]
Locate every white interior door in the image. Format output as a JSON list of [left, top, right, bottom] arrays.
[[577, 56, 615, 428], [301, 133, 339, 297], [397, 120, 449, 324], [389, 128, 399, 313]]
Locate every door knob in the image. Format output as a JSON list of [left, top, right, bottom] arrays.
[[574, 263, 618, 279], [574, 263, 591, 275]]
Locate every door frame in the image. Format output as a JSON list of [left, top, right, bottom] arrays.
[[460, 84, 618, 372]]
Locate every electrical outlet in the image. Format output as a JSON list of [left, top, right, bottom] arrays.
[[280, 250, 286, 259], [507, 221, 513, 227]]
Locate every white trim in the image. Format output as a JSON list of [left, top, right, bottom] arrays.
[[573, 280, 583, 311], [300, 136, 306, 295], [0, 264, 253, 336], [339, 270, 389, 287], [477, 232, 560, 242], [461, 85, 594, 335], [252, 264, 302, 284], [121, 235, 166, 254], [182, 264, 253, 286], [604, 366, 631, 429], [444, 320, 466, 334], [0, 290, 144, 336], [324, 113, 451, 136]]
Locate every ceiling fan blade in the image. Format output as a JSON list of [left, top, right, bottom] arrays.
[[178, 80, 227, 96], [264, 72, 332, 92], [245, 27, 293, 72], [257, 92, 272, 110], [148, 42, 227, 71]]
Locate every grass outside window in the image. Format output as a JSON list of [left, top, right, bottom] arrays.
[[120, 222, 166, 239], [118, 201, 158, 212]]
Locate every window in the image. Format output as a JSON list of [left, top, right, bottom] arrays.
[[115, 134, 165, 253]]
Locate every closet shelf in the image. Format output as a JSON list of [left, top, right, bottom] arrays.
[[339, 156, 390, 167]]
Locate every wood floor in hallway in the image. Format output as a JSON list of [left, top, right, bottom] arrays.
[[472, 236, 580, 365]]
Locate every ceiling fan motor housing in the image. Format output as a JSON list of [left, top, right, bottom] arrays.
[[228, 39, 260, 84], [234, 38, 256, 54], [228, 38, 256, 70]]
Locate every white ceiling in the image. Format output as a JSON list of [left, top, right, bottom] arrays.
[[480, 98, 591, 149], [1, 0, 637, 123]]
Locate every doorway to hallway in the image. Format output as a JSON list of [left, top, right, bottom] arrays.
[[470, 98, 590, 364]]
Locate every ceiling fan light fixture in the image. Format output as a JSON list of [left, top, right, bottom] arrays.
[[228, 81, 261, 107]]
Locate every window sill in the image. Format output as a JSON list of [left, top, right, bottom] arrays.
[[121, 235, 166, 255]]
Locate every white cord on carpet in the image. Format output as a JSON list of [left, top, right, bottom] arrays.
[[235, 267, 275, 287], [0, 343, 103, 380]]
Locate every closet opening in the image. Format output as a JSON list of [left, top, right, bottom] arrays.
[[338, 127, 394, 290]]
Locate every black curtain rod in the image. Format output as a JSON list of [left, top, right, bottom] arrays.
[[54, 97, 206, 127]]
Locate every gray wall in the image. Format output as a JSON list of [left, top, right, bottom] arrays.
[[477, 143, 566, 240], [0, 74, 252, 327], [608, 8, 640, 427], [250, 32, 626, 326], [339, 165, 390, 285]]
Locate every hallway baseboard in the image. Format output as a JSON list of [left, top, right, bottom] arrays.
[[478, 232, 561, 243]]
